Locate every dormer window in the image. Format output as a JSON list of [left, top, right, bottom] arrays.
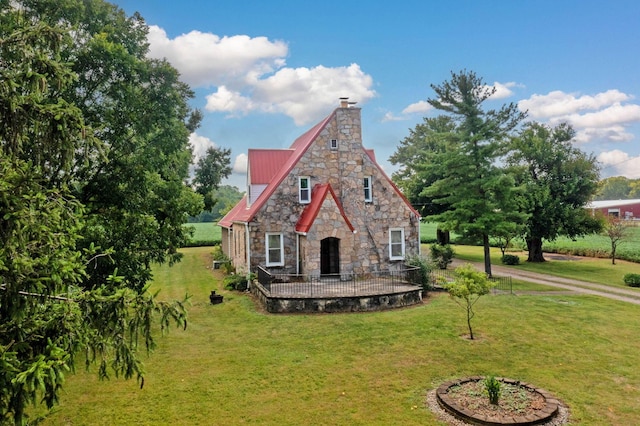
[[299, 176, 310, 203], [330, 139, 338, 150], [363, 176, 372, 202]]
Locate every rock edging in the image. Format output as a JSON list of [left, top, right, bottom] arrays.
[[436, 376, 561, 425]]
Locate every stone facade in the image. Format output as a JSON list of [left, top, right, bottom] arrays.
[[224, 105, 420, 276]]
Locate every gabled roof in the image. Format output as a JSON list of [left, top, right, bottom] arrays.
[[221, 110, 336, 225], [248, 149, 294, 184], [295, 183, 355, 234], [218, 194, 248, 228], [217, 106, 420, 228]]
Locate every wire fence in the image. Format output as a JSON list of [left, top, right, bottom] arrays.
[[430, 269, 513, 294]]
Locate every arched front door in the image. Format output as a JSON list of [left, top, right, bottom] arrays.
[[320, 237, 340, 275]]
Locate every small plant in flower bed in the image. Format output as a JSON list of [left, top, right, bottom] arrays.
[[484, 375, 501, 405], [447, 379, 544, 416], [501, 254, 520, 265], [623, 273, 640, 287]]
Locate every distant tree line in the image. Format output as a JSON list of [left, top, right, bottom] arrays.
[[594, 176, 640, 200], [188, 185, 244, 222]]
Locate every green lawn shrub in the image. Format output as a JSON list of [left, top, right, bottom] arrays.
[[501, 254, 520, 265], [430, 243, 455, 269], [404, 254, 434, 291], [623, 273, 640, 287], [223, 274, 249, 291]]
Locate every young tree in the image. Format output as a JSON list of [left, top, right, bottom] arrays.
[[507, 122, 601, 262], [424, 70, 527, 276], [603, 215, 631, 265], [444, 264, 495, 340]]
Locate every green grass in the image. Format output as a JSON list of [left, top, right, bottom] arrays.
[[420, 221, 640, 263], [452, 244, 640, 291], [183, 222, 220, 244], [37, 247, 640, 425]]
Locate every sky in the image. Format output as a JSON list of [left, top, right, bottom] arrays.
[[112, 0, 640, 190]]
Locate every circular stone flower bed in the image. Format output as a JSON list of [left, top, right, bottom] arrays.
[[435, 376, 565, 425]]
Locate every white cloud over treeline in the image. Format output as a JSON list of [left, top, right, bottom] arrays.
[[147, 26, 375, 126]]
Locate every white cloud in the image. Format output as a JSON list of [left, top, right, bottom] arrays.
[[147, 26, 287, 88], [518, 89, 640, 145], [486, 81, 521, 99], [189, 133, 217, 162], [147, 26, 375, 126], [205, 64, 376, 125], [519, 89, 632, 119], [381, 112, 406, 122], [233, 153, 248, 174], [402, 100, 433, 115], [597, 150, 640, 179], [554, 103, 640, 129]]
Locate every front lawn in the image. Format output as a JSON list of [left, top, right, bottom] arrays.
[[38, 247, 640, 425]]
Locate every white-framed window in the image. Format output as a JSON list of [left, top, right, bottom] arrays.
[[299, 176, 310, 203], [389, 228, 405, 260], [330, 139, 338, 150], [266, 233, 284, 266], [363, 176, 372, 202]]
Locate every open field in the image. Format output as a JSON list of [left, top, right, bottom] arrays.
[[420, 221, 640, 263], [37, 247, 640, 425], [183, 222, 221, 244]]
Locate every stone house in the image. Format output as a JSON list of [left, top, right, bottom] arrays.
[[218, 99, 421, 277]]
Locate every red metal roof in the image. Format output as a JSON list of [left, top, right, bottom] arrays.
[[218, 194, 248, 228], [217, 106, 421, 229], [248, 149, 294, 184], [222, 111, 336, 225], [295, 184, 355, 234]]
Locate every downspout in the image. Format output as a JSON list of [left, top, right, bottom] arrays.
[[418, 216, 422, 255], [245, 222, 251, 279], [296, 233, 300, 275]]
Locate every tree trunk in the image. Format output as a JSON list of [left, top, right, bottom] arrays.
[[437, 228, 450, 245], [526, 237, 546, 262], [611, 242, 617, 265], [483, 234, 492, 277]]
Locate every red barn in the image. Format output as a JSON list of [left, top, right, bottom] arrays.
[[586, 199, 640, 220]]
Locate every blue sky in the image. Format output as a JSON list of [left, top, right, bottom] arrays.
[[112, 0, 640, 189]]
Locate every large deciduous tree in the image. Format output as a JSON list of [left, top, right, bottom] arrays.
[[423, 70, 527, 276], [507, 122, 601, 262], [19, 0, 205, 290], [390, 115, 458, 218], [0, 1, 214, 423]]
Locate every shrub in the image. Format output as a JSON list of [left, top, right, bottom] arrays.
[[211, 245, 229, 261], [223, 274, 249, 291], [405, 255, 434, 291], [501, 254, 520, 265], [623, 273, 640, 287], [429, 244, 455, 270]]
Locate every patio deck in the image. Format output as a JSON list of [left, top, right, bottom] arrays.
[[253, 267, 424, 313]]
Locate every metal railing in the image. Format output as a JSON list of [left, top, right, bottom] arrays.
[[256, 265, 422, 297], [430, 269, 513, 294]]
